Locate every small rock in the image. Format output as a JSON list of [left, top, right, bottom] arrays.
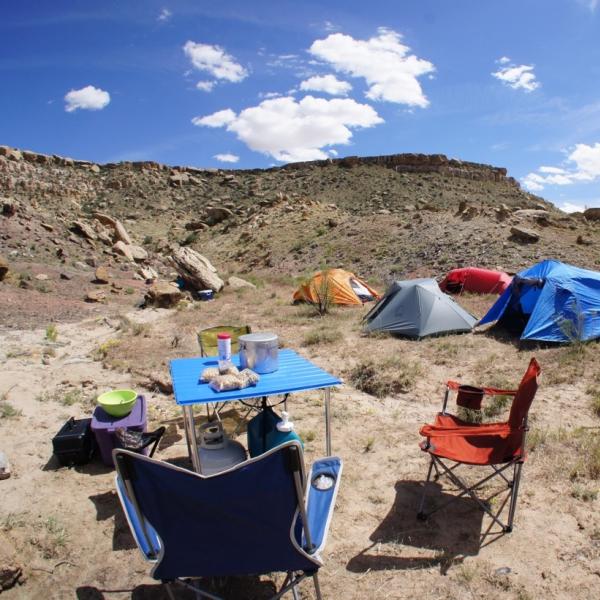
[[577, 235, 593, 245], [138, 266, 158, 282], [113, 240, 134, 261], [510, 226, 540, 243], [1, 197, 19, 217], [129, 244, 148, 262], [228, 275, 256, 289], [0, 563, 22, 591], [35, 273, 48, 281], [60, 272, 72, 280], [0, 255, 8, 281], [70, 220, 97, 240], [85, 290, 106, 303], [0, 451, 10, 480], [94, 266, 111, 284], [146, 371, 173, 394], [40, 222, 54, 232]]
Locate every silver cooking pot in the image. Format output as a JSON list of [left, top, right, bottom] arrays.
[[238, 332, 279, 374]]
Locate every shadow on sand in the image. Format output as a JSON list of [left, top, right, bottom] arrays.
[[347, 479, 506, 575]]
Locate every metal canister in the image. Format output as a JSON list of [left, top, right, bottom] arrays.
[[238, 332, 279, 374]]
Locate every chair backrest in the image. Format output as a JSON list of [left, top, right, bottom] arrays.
[[114, 441, 318, 581], [197, 325, 252, 357], [508, 357, 541, 429]]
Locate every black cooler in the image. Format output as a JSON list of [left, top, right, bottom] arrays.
[[52, 417, 95, 466]]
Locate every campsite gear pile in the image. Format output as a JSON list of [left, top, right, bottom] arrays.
[[480, 259, 600, 342], [363, 278, 477, 338], [293, 268, 380, 306], [91, 395, 148, 466], [52, 417, 95, 467], [197, 421, 247, 475], [239, 332, 279, 373]]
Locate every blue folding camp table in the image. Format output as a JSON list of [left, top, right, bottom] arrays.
[[170, 349, 341, 472]]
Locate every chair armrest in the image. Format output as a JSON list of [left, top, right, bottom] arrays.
[[115, 475, 161, 560], [420, 423, 516, 438], [303, 457, 343, 556]]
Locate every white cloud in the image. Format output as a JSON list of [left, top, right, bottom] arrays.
[[522, 142, 600, 191], [196, 80, 215, 92], [559, 202, 586, 213], [183, 41, 247, 83], [492, 59, 540, 92], [300, 74, 352, 96], [309, 28, 434, 107], [192, 95, 383, 162], [259, 91, 282, 99], [192, 108, 236, 128], [64, 85, 110, 112], [214, 153, 239, 163], [157, 8, 171, 22]]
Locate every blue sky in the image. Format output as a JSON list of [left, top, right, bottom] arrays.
[[2, 1, 600, 211]]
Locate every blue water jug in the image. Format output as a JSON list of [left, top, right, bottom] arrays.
[[247, 406, 302, 458]]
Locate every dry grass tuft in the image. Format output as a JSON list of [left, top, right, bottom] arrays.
[[348, 356, 422, 397]]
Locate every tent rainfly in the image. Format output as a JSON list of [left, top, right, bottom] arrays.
[[440, 267, 512, 295], [363, 278, 477, 338], [479, 259, 600, 342], [293, 268, 380, 306]]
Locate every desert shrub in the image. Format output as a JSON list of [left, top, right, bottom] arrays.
[[45, 324, 58, 342], [348, 356, 422, 397], [302, 327, 341, 346], [570, 429, 600, 480], [305, 271, 334, 317], [588, 386, 600, 417], [0, 401, 22, 419]]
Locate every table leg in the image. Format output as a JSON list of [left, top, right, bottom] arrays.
[[324, 388, 331, 456], [183, 405, 201, 473]]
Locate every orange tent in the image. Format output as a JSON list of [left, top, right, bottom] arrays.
[[293, 268, 380, 306]]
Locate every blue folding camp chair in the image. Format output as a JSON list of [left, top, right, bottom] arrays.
[[114, 441, 342, 599]]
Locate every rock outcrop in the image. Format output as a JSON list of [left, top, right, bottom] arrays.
[[170, 247, 224, 292]]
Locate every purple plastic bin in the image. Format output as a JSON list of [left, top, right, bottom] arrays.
[[91, 395, 147, 466]]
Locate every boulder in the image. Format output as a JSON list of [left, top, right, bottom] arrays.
[[94, 266, 111, 284], [584, 207, 600, 221], [184, 221, 208, 231], [93, 212, 117, 228], [228, 276, 256, 289], [510, 226, 540, 243], [2, 198, 18, 217], [144, 281, 183, 308], [170, 247, 224, 292], [113, 220, 132, 245], [514, 209, 550, 219], [138, 266, 158, 282], [204, 206, 235, 225], [112, 240, 134, 261], [70, 220, 97, 240], [129, 244, 148, 262], [0, 256, 8, 281], [169, 172, 190, 187]]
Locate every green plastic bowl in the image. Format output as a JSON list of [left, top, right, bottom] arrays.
[[97, 389, 138, 417]]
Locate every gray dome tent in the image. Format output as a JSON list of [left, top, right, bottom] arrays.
[[363, 278, 477, 338]]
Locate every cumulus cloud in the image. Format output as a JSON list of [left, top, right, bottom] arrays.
[[300, 74, 352, 96], [64, 85, 110, 112], [492, 58, 540, 92], [308, 28, 434, 107], [196, 80, 215, 92], [522, 142, 600, 191], [157, 8, 171, 22], [183, 41, 247, 83], [192, 95, 383, 162], [192, 108, 236, 127], [559, 202, 587, 213], [214, 153, 239, 163]]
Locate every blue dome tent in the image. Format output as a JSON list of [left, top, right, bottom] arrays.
[[479, 260, 600, 343]]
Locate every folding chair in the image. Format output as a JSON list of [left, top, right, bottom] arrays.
[[114, 441, 342, 600], [197, 325, 252, 358], [418, 358, 541, 533]]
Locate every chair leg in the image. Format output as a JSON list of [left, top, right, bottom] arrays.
[[165, 582, 177, 600], [417, 456, 435, 520], [506, 461, 523, 532], [312, 572, 323, 600]]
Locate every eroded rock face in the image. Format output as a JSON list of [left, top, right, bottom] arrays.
[[170, 247, 224, 292], [144, 281, 183, 307], [70, 220, 96, 240], [112, 240, 134, 261], [584, 207, 600, 221]]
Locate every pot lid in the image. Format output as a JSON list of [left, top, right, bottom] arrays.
[[239, 332, 278, 343]]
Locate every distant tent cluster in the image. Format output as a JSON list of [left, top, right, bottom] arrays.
[[292, 260, 600, 344]]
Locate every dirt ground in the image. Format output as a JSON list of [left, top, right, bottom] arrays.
[[1, 278, 600, 600]]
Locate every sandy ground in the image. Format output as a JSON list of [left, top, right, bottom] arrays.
[[1, 282, 600, 599]]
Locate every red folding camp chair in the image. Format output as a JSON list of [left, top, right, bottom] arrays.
[[418, 358, 541, 533]]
